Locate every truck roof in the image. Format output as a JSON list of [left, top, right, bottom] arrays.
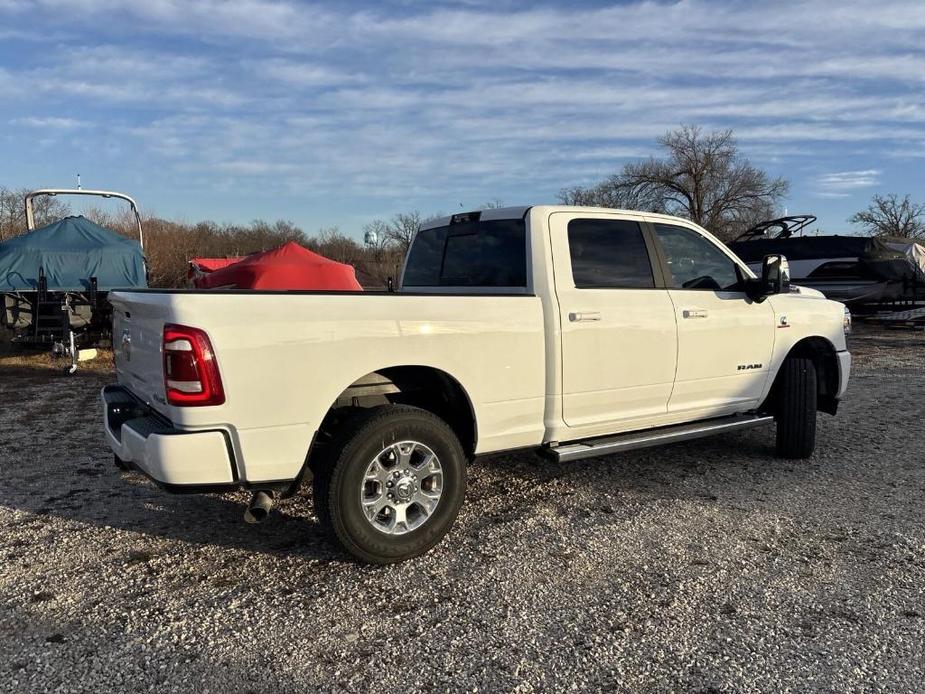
[[420, 205, 705, 231]]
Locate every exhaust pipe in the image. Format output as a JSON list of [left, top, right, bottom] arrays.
[[244, 490, 274, 524]]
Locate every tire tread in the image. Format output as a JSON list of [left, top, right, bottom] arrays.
[[775, 357, 817, 459]]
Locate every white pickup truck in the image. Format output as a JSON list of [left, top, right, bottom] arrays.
[[102, 205, 851, 563]]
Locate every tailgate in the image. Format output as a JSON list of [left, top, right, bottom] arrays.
[[110, 292, 170, 415]]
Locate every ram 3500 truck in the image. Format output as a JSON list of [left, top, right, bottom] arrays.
[[102, 205, 851, 563]]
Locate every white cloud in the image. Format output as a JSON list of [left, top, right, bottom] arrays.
[[814, 169, 882, 197], [11, 116, 84, 128], [9, 0, 325, 40], [251, 59, 363, 87], [1, 0, 924, 221]]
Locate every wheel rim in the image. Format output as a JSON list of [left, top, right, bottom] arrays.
[[360, 440, 444, 535]]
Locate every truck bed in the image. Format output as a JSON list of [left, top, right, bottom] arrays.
[[109, 289, 547, 483]]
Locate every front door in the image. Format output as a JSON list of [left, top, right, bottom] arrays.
[[550, 212, 678, 430], [648, 220, 775, 415]]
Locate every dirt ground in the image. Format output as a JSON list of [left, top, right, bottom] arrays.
[[0, 323, 923, 692]]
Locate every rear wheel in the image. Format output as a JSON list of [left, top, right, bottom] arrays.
[[775, 357, 817, 459], [313, 405, 466, 564]]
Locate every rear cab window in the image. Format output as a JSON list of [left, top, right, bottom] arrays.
[[402, 213, 527, 289]]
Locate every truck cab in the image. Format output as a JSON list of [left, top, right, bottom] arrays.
[[403, 206, 848, 441]]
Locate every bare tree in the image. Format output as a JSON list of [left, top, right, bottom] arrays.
[[560, 174, 655, 210], [361, 211, 435, 255], [0, 187, 70, 241], [361, 219, 391, 252], [849, 193, 925, 239], [559, 125, 789, 241], [356, 224, 405, 288], [385, 211, 423, 253], [315, 226, 365, 266]]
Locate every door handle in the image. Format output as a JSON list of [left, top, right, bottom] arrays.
[[682, 309, 709, 319], [569, 311, 601, 322]]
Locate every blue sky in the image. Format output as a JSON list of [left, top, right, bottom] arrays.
[[1, 0, 923, 238]]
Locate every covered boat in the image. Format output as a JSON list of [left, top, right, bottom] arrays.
[[0, 189, 147, 370], [193, 241, 362, 291], [728, 215, 920, 305], [0, 215, 146, 292], [882, 237, 925, 277]]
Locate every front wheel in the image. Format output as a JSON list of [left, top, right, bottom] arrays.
[[313, 405, 466, 564], [775, 357, 817, 459]]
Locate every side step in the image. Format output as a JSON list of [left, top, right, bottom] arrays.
[[548, 414, 774, 463]]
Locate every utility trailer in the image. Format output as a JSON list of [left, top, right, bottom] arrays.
[[859, 306, 925, 330], [0, 189, 147, 371]]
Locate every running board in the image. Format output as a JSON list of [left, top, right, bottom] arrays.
[[549, 414, 774, 463]]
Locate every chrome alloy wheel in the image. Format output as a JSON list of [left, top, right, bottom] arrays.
[[360, 441, 444, 535]]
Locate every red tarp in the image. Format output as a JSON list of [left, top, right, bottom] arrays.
[[193, 242, 362, 291], [188, 257, 243, 280]]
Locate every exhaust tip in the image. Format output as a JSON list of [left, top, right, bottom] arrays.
[[244, 490, 274, 524]]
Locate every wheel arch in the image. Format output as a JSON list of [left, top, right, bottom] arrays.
[[308, 365, 478, 473], [764, 336, 840, 415]]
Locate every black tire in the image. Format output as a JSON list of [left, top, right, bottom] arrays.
[[114, 453, 130, 471], [775, 357, 817, 459], [312, 405, 466, 564]]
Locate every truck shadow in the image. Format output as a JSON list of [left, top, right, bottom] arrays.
[[1, 424, 813, 564], [14, 467, 345, 562], [466, 427, 789, 521]]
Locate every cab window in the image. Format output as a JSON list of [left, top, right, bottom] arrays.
[[653, 223, 741, 291], [567, 218, 654, 289], [403, 218, 526, 288]]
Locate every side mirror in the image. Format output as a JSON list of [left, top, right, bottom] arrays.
[[761, 253, 791, 296], [745, 254, 791, 302]]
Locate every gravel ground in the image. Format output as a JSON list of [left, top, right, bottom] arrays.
[[1, 325, 924, 693]]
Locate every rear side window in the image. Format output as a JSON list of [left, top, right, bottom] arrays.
[[567, 218, 654, 289], [403, 218, 527, 288]]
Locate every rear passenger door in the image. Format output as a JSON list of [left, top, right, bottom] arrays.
[[549, 212, 678, 430]]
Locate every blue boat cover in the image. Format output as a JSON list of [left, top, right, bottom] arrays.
[[0, 216, 146, 292]]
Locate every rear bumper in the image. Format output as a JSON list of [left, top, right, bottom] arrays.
[[836, 350, 851, 400], [101, 385, 237, 491]]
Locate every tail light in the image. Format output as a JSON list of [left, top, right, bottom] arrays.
[[163, 324, 225, 406]]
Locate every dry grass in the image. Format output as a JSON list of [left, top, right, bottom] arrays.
[[0, 347, 115, 375]]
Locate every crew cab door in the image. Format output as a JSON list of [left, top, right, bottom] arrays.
[[549, 212, 678, 430], [647, 220, 775, 414]]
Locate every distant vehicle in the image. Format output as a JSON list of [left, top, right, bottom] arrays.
[[728, 215, 921, 305], [101, 205, 850, 563], [0, 189, 146, 371]]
